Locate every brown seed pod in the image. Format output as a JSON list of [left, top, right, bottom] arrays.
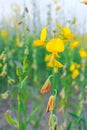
[[54, 125, 57, 130], [26, 27, 30, 32], [18, 21, 23, 25], [80, 0, 87, 4], [25, 7, 29, 13]]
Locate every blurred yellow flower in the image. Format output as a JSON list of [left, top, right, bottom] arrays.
[[8, 79, 15, 85], [71, 69, 79, 79], [54, 0, 58, 3], [55, 6, 61, 11], [13, 6, 20, 13], [70, 62, 80, 79], [44, 54, 52, 62], [75, 63, 80, 68], [33, 40, 44, 47], [79, 48, 87, 58], [70, 41, 80, 49], [45, 53, 59, 63], [0, 91, 9, 99], [70, 63, 80, 72], [56, 24, 74, 41], [16, 38, 24, 47], [0, 53, 4, 60], [70, 63, 75, 71], [46, 38, 64, 53], [47, 59, 63, 68], [0, 71, 7, 77], [63, 26, 74, 39], [1, 29, 8, 38], [33, 27, 47, 47]]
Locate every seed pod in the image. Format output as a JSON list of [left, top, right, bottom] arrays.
[[40, 75, 52, 94], [80, 0, 87, 4], [18, 21, 23, 25], [46, 95, 56, 113], [25, 7, 29, 13]]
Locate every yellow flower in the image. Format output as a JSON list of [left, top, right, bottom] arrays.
[[56, 24, 74, 41], [47, 59, 63, 68], [54, 0, 58, 3], [33, 40, 44, 47], [33, 27, 47, 46], [13, 6, 20, 13], [40, 27, 47, 41], [16, 38, 24, 47], [45, 53, 59, 63], [70, 63, 75, 71], [70, 41, 80, 49], [79, 48, 87, 58], [55, 6, 61, 11], [0, 91, 9, 99], [8, 79, 15, 85], [75, 63, 80, 68], [44, 54, 52, 62], [71, 69, 79, 79], [0, 71, 7, 77], [0, 53, 4, 60], [63, 26, 74, 39], [46, 38, 64, 53], [1, 29, 8, 38]]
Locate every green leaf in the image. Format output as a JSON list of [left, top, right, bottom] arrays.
[[67, 121, 73, 130], [21, 76, 28, 88], [26, 106, 40, 125], [5, 111, 18, 128], [14, 60, 23, 69], [69, 112, 79, 119], [71, 17, 76, 24]]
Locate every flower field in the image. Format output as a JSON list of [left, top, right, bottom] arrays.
[[0, 0, 87, 130]]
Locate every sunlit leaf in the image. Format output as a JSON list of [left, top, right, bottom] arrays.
[[71, 17, 76, 24], [5, 110, 18, 128]]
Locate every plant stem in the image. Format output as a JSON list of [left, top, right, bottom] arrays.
[[18, 91, 22, 130]]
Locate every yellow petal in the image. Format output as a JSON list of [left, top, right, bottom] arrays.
[[46, 38, 64, 53], [63, 26, 74, 39], [40, 27, 47, 41], [54, 60, 63, 68], [47, 59, 63, 68], [1, 29, 8, 38], [33, 40, 44, 46], [44, 54, 52, 62], [70, 64, 75, 71], [79, 48, 87, 58], [71, 69, 79, 79], [63, 26, 71, 34], [70, 41, 80, 49]]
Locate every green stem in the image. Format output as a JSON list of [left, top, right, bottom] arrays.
[[52, 67, 55, 89], [18, 91, 22, 130]]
